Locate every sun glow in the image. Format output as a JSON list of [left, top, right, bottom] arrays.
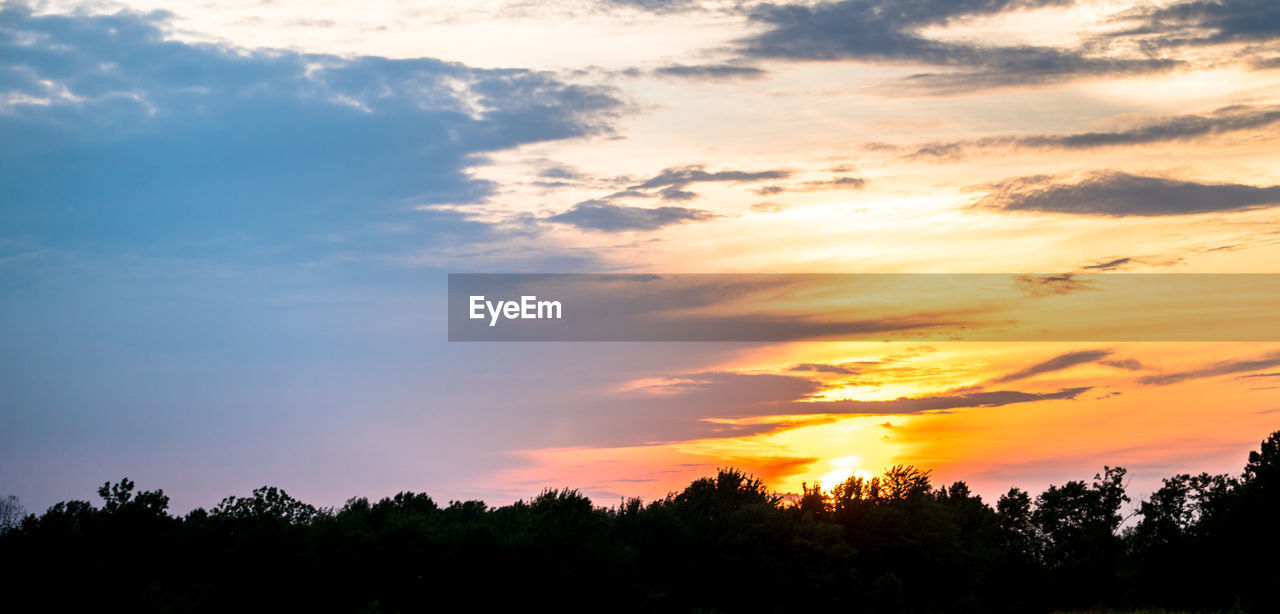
[[815, 455, 874, 490]]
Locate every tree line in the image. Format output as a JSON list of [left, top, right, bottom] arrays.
[[2, 431, 1277, 613]]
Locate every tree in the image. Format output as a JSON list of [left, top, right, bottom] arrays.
[[881, 465, 932, 500], [1244, 430, 1280, 483], [0, 494, 24, 533], [1031, 466, 1129, 606], [669, 467, 780, 523], [98, 477, 169, 517], [212, 486, 316, 524]]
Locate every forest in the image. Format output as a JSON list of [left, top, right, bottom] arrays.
[[1, 431, 1277, 613]]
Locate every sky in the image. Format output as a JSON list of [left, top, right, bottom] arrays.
[[2, 0, 1279, 514]]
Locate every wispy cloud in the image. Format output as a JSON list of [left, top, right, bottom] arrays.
[[813, 386, 1091, 415], [974, 172, 1280, 217], [571, 369, 1091, 445], [653, 64, 768, 80], [905, 105, 1280, 161], [1141, 350, 1280, 385], [628, 165, 792, 191], [991, 349, 1114, 383]]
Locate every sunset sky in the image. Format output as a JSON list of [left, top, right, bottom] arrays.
[[2, 0, 1279, 513]]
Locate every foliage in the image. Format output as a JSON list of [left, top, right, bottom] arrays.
[[2, 433, 1279, 612]]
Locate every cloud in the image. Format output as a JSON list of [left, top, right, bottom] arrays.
[[1238, 372, 1280, 379], [1083, 257, 1133, 271], [542, 164, 792, 226], [814, 386, 1091, 415], [537, 162, 590, 181], [575, 369, 1091, 445], [546, 201, 719, 231], [1140, 350, 1280, 385], [785, 176, 869, 192], [0, 3, 624, 258], [742, 0, 1072, 61], [975, 172, 1280, 217], [1101, 358, 1145, 371], [750, 202, 788, 213], [653, 64, 768, 80], [602, 0, 701, 13], [657, 186, 699, 201], [900, 54, 1178, 92], [906, 105, 1280, 160], [1110, 0, 1280, 48], [739, 0, 1179, 90], [788, 362, 860, 374], [629, 165, 792, 190], [991, 349, 1113, 383], [740, 175, 867, 196], [1013, 273, 1093, 296]]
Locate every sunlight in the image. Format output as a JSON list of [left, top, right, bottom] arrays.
[[816, 455, 874, 490]]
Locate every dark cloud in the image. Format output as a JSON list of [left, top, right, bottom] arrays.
[[975, 172, 1280, 217], [815, 386, 1091, 415], [653, 64, 768, 80], [1014, 273, 1093, 296], [1110, 0, 1280, 47], [630, 165, 792, 190], [1083, 257, 1133, 271], [541, 164, 793, 222], [991, 349, 1113, 383], [1140, 350, 1280, 385], [740, 0, 1179, 90], [658, 186, 698, 201], [1101, 358, 1146, 371], [788, 362, 860, 374], [743, 0, 1073, 61], [546, 201, 718, 231], [537, 162, 589, 181], [901, 54, 1178, 92], [543, 164, 792, 213], [906, 105, 1280, 160]]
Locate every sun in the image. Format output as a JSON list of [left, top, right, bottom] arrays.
[[816, 456, 874, 490]]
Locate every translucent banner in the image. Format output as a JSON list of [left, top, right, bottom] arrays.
[[447, 274, 1280, 341]]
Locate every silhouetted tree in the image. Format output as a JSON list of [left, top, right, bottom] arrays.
[[0, 495, 23, 533], [3, 433, 1278, 612], [1031, 466, 1128, 607]]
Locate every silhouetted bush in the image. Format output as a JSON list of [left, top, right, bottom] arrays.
[[3, 432, 1279, 612]]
